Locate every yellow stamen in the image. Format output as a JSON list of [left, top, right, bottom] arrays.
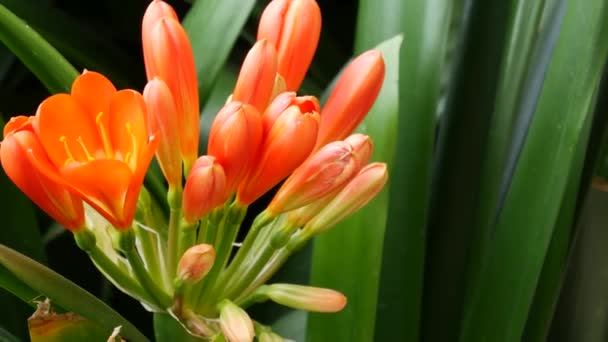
[[125, 122, 137, 168], [96, 112, 114, 158], [59, 136, 75, 165], [76, 136, 95, 161]]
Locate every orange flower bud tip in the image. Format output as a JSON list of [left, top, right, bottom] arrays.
[[176, 244, 216, 284]]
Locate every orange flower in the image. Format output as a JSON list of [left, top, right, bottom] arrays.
[[207, 102, 263, 195], [237, 102, 319, 206], [182, 156, 227, 224], [144, 78, 182, 189], [258, 0, 322, 91], [232, 39, 278, 112], [143, 3, 199, 173], [1, 117, 84, 231], [267, 140, 359, 214], [30, 71, 158, 229], [315, 50, 385, 150]]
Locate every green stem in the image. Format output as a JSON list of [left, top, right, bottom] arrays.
[[134, 224, 167, 291], [77, 234, 156, 305], [221, 220, 298, 300], [125, 246, 172, 309], [195, 203, 247, 312], [167, 186, 183, 281], [234, 230, 312, 304], [213, 211, 274, 294]]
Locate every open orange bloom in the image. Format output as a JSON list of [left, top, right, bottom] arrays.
[[29, 71, 158, 229], [1, 116, 85, 231]]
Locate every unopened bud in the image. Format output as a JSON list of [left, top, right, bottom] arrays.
[[268, 141, 358, 214], [237, 105, 319, 206], [261, 92, 320, 135], [207, 102, 263, 195], [315, 50, 385, 150], [258, 0, 322, 91], [182, 156, 227, 223], [344, 134, 374, 166], [261, 283, 347, 313], [176, 244, 215, 284], [232, 39, 278, 112], [306, 163, 388, 234], [218, 300, 254, 342]]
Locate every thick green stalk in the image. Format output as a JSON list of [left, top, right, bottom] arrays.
[[166, 186, 183, 281]]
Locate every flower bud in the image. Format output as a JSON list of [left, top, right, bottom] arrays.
[[344, 133, 374, 166], [143, 14, 199, 172], [232, 39, 278, 112], [218, 300, 254, 342], [176, 244, 215, 284], [182, 156, 227, 223], [207, 102, 263, 195], [142, 0, 178, 79], [315, 50, 385, 150], [258, 0, 322, 91], [268, 140, 358, 214], [143, 78, 182, 188], [1, 119, 84, 231], [262, 283, 347, 312], [261, 91, 320, 135], [306, 163, 388, 234], [237, 105, 319, 205]]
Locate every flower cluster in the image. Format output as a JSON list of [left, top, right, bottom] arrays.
[[0, 0, 388, 340]]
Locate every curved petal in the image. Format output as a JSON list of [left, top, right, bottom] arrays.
[[3, 115, 33, 137], [59, 159, 133, 228], [108, 90, 148, 168], [71, 70, 117, 124], [122, 135, 160, 227], [36, 94, 102, 166], [2, 131, 84, 230]]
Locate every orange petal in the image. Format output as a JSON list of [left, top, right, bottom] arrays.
[[71, 71, 117, 125], [122, 135, 161, 227], [1, 131, 84, 231], [3, 115, 32, 137], [142, 0, 179, 80], [60, 159, 133, 228], [232, 39, 278, 112], [36, 94, 102, 166], [108, 90, 148, 167]]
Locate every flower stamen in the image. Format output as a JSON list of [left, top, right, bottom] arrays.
[[125, 122, 137, 168], [76, 136, 95, 161], [59, 136, 75, 165], [96, 112, 114, 158]]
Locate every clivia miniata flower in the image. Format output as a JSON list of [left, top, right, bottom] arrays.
[[207, 102, 263, 196], [237, 98, 320, 206], [314, 50, 385, 150], [232, 39, 278, 112], [27, 71, 157, 229], [1, 117, 85, 231], [258, 0, 322, 91], [182, 156, 227, 223], [143, 2, 199, 173]]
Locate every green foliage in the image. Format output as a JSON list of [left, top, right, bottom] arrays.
[[0, 0, 607, 340]]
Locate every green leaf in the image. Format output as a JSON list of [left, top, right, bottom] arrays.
[[0, 2, 77, 93], [373, 1, 454, 340], [458, 0, 608, 340], [307, 35, 401, 342], [0, 245, 148, 342], [182, 0, 256, 107], [153, 313, 199, 342], [353, 0, 403, 53], [0, 0, 138, 88], [0, 325, 21, 342]]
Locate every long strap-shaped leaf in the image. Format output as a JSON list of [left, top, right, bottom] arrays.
[[0, 3, 77, 93], [0, 245, 149, 342], [307, 35, 401, 342], [459, 0, 608, 340], [182, 0, 256, 108]]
